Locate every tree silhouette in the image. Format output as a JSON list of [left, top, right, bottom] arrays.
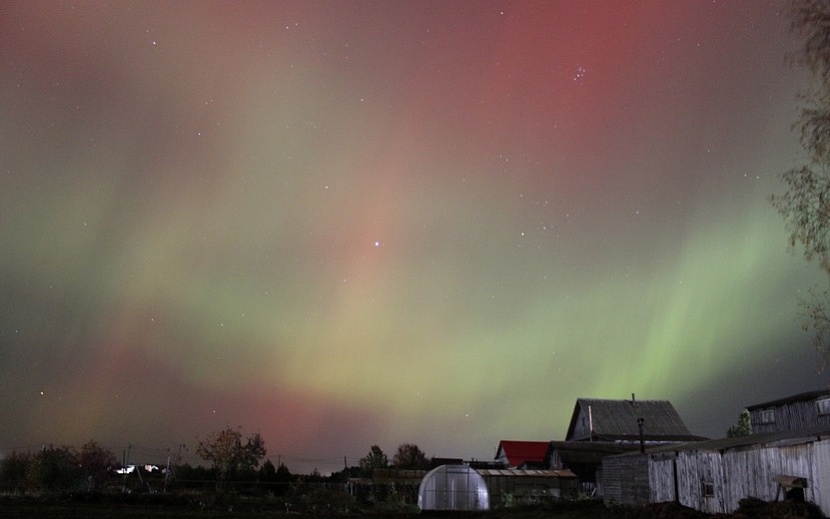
[[726, 410, 753, 438], [196, 427, 266, 492], [771, 0, 830, 373], [79, 440, 117, 491], [359, 445, 388, 477], [27, 445, 80, 492], [392, 443, 428, 470], [0, 451, 31, 494]]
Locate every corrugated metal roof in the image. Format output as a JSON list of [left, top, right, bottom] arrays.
[[496, 440, 549, 467], [567, 398, 700, 440], [476, 468, 577, 478], [746, 389, 830, 410], [611, 426, 830, 457]]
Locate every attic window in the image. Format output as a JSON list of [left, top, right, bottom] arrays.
[[816, 398, 830, 416], [701, 480, 714, 498]]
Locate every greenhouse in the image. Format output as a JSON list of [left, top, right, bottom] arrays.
[[418, 464, 490, 511]]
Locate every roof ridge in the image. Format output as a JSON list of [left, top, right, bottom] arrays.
[[578, 397, 672, 403]]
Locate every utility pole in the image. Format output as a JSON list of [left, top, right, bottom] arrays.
[[164, 455, 171, 493], [122, 444, 131, 493]]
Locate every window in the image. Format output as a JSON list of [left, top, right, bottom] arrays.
[[701, 480, 714, 498], [816, 398, 830, 416], [756, 409, 775, 424]]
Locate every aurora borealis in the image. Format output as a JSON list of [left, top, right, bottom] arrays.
[[1, 1, 828, 473]]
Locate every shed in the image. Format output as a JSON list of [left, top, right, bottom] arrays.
[[418, 465, 489, 511]]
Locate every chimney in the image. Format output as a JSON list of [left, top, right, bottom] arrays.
[[631, 393, 636, 404]]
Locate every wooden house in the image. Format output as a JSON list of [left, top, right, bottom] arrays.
[[550, 396, 705, 496], [601, 427, 830, 516], [747, 389, 830, 434], [495, 441, 549, 469], [566, 396, 705, 443]]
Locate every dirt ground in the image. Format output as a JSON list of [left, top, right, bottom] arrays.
[[0, 496, 824, 519]]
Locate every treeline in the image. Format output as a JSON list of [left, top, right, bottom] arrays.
[[0, 427, 431, 504], [1, 441, 117, 494]]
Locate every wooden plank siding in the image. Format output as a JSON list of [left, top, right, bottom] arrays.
[[602, 454, 649, 507], [812, 441, 830, 514], [752, 400, 816, 434], [600, 456, 623, 505], [748, 391, 830, 434], [723, 443, 814, 509], [721, 445, 778, 509], [676, 450, 726, 515], [604, 434, 830, 516], [648, 456, 675, 503]]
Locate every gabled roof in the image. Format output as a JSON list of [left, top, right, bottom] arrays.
[[746, 389, 830, 410], [566, 397, 703, 441], [495, 440, 549, 468]]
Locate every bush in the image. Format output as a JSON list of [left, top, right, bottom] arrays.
[[27, 445, 82, 493], [0, 451, 31, 494]]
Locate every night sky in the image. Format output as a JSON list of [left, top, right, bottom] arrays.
[[2, 0, 828, 474]]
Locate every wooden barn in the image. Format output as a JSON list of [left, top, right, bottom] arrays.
[[602, 428, 830, 516], [747, 389, 830, 434]]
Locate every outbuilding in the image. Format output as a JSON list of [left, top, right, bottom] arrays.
[[602, 427, 830, 516]]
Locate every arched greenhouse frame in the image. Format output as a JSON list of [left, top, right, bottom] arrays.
[[418, 464, 490, 511]]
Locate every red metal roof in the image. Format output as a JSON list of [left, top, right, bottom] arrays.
[[496, 440, 549, 468]]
